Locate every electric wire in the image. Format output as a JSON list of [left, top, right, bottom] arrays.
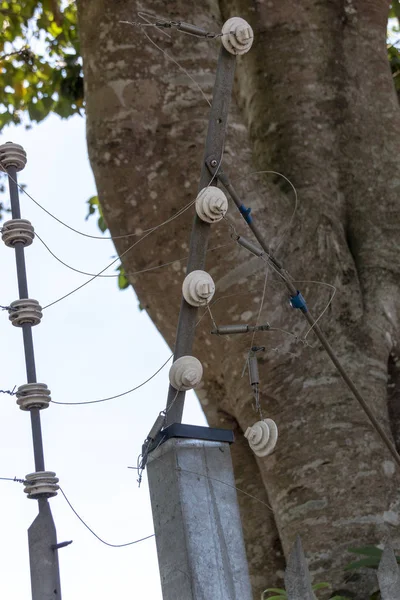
[[123, 13, 212, 108], [59, 488, 155, 548], [136, 388, 180, 485], [5, 170, 192, 242], [289, 279, 337, 341], [40, 199, 197, 309], [0, 476, 25, 483], [35, 231, 233, 280], [148, 456, 272, 511], [41, 160, 223, 310], [227, 181, 400, 469], [51, 354, 173, 406], [0, 386, 16, 395], [206, 303, 218, 330], [242, 265, 270, 378], [232, 169, 298, 252]]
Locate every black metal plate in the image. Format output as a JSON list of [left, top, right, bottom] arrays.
[[150, 423, 234, 452]]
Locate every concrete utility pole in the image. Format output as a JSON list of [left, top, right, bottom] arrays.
[[0, 142, 63, 599], [145, 17, 255, 600]]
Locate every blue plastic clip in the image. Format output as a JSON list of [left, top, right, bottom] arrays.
[[289, 291, 308, 312], [239, 204, 252, 223]]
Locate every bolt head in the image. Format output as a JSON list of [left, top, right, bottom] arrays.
[[183, 369, 197, 385], [210, 159, 217, 167], [236, 25, 252, 42], [212, 198, 225, 212], [197, 282, 212, 297]]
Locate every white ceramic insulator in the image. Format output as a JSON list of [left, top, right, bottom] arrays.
[[16, 383, 51, 411], [196, 187, 228, 223], [221, 17, 254, 55], [169, 356, 203, 391], [24, 471, 59, 499], [0, 142, 27, 172], [2, 219, 35, 247], [244, 418, 278, 457], [9, 299, 43, 327], [182, 270, 215, 307]]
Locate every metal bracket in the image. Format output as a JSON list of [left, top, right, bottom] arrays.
[[205, 156, 221, 178], [51, 541, 73, 550], [149, 423, 234, 453]]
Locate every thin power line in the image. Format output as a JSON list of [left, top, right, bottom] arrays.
[[250, 265, 270, 350], [41, 199, 197, 310], [3, 17, 215, 245], [138, 26, 212, 108], [289, 279, 337, 340], [147, 455, 272, 511], [232, 169, 299, 252], [35, 231, 233, 280], [0, 386, 16, 395], [59, 488, 154, 548], [41, 158, 223, 310], [51, 355, 173, 406], [5, 170, 193, 242]]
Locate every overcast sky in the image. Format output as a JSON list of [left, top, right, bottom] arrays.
[[0, 113, 207, 599]]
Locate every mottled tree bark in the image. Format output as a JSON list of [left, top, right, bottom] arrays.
[[77, 0, 400, 597]]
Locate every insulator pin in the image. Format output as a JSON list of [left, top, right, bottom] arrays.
[[169, 356, 203, 391], [16, 383, 51, 411], [2, 219, 35, 247], [8, 299, 42, 327], [221, 17, 254, 55], [196, 187, 228, 223], [182, 270, 215, 306], [0, 141, 27, 172], [244, 419, 278, 457], [24, 471, 59, 499]]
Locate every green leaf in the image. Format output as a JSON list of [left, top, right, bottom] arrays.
[[96, 215, 107, 232], [313, 582, 331, 590], [85, 195, 99, 219], [48, 20, 62, 37], [261, 589, 287, 600], [117, 265, 130, 290], [347, 546, 383, 558], [345, 557, 381, 571], [390, 0, 400, 20]]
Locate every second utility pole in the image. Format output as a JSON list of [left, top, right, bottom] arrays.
[[1, 142, 63, 600]]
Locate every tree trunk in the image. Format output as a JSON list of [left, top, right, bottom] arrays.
[[77, 0, 400, 596]]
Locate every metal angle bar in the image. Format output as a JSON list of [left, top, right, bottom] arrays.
[[165, 46, 237, 425], [28, 500, 62, 600]]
